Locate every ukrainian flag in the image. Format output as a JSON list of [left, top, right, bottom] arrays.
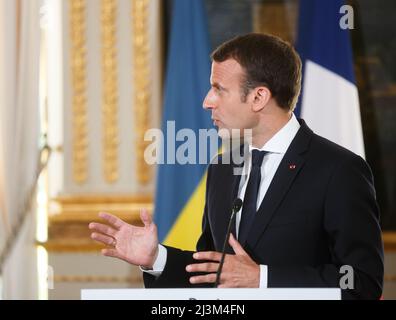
[[154, 0, 215, 250]]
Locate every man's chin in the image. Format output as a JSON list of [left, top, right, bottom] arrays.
[[217, 127, 230, 139], [217, 127, 244, 140]]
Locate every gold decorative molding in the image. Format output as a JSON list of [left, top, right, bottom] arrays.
[[101, 0, 119, 183], [45, 195, 153, 252], [383, 231, 396, 251], [132, 0, 152, 185], [53, 274, 142, 284], [69, 0, 88, 184], [49, 194, 152, 220], [384, 274, 396, 282], [253, 0, 298, 45]]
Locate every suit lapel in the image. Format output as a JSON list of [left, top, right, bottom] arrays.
[[213, 145, 246, 253], [246, 120, 313, 250]]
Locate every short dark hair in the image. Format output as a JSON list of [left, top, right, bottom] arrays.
[[211, 33, 302, 111]]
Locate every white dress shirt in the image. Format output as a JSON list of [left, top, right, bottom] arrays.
[[142, 113, 301, 288]]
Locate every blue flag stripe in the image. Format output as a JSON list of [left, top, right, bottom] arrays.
[[295, 0, 356, 117], [297, 0, 355, 83], [154, 0, 214, 241]]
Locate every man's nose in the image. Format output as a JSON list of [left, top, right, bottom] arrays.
[[203, 90, 215, 110]]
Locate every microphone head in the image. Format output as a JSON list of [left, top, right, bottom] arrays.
[[232, 198, 243, 213]]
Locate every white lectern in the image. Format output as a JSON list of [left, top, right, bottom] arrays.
[[81, 288, 341, 300]]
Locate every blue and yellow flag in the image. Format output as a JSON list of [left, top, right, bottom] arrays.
[[154, 0, 215, 250]]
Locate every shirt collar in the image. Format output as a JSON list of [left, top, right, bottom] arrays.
[[249, 113, 300, 154]]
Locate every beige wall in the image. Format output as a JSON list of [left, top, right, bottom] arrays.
[[48, 252, 143, 300], [384, 252, 396, 299]]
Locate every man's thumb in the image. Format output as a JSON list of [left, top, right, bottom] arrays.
[[229, 233, 247, 256]]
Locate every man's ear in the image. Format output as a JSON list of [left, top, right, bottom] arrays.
[[251, 87, 271, 112]]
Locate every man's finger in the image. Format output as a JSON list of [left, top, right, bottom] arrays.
[[98, 212, 124, 229], [193, 251, 222, 262], [186, 262, 219, 273], [91, 232, 114, 246], [102, 248, 124, 260], [189, 273, 217, 284], [140, 208, 152, 227], [229, 233, 247, 256], [88, 222, 117, 237]]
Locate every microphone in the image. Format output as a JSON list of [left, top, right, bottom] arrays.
[[214, 198, 243, 288]]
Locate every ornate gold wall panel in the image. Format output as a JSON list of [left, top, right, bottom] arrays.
[[46, 195, 153, 252], [101, 0, 119, 183], [47, 0, 162, 255], [253, 0, 298, 45], [132, 0, 152, 185], [69, 0, 88, 184]]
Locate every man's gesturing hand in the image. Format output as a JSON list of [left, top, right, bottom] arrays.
[[89, 209, 158, 269], [186, 234, 260, 288]]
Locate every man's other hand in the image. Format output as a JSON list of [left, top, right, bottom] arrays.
[[186, 234, 260, 288], [89, 209, 158, 269]]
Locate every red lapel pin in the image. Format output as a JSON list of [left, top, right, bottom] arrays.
[[289, 164, 296, 170]]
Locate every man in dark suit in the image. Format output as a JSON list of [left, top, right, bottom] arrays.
[[89, 33, 383, 299]]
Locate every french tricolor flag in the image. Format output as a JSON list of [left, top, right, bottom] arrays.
[[295, 0, 365, 158]]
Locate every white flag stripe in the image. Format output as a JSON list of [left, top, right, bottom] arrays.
[[301, 60, 365, 159]]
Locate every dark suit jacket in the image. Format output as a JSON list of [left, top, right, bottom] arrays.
[[144, 120, 384, 300]]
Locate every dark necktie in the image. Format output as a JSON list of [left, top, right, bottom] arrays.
[[238, 149, 267, 245]]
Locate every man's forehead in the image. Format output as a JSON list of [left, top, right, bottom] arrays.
[[210, 59, 243, 82]]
